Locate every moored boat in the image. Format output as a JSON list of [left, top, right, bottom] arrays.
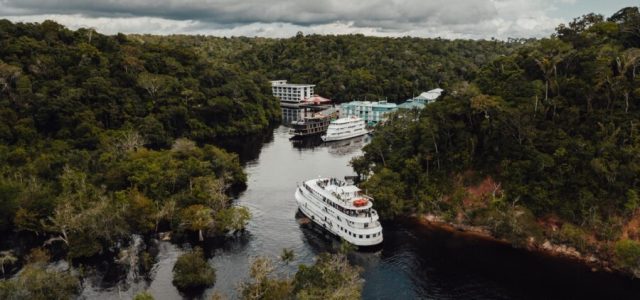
[[321, 116, 368, 142], [289, 114, 332, 138], [294, 177, 383, 246]]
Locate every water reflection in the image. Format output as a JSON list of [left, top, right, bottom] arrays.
[[296, 212, 384, 267], [325, 135, 369, 156], [290, 134, 370, 157], [281, 107, 305, 125], [290, 135, 324, 149], [214, 128, 275, 164]]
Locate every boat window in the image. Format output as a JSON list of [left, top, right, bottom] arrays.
[[359, 235, 363, 239], [366, 235, 370, 238]]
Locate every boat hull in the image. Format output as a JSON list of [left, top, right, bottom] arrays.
[[295, 187, 383, 246], [321, 130, 368, 142]]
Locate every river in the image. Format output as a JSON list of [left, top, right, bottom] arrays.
[[80, 124, 640, 299]]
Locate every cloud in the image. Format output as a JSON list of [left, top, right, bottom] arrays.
[[1, 0, 498, 26], [0, 0, 577, 39]]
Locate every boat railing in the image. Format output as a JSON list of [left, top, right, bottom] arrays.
[[301, 182, 380, 226], [344, 219, 381, 229]]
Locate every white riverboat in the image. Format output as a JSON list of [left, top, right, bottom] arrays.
[[295, 177, 383, 246], [321, 116, 368, 142]]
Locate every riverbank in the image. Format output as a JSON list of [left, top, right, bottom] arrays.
[[412, 213, 628, 277]]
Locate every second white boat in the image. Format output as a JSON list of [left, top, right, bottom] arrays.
[[321, 116, 367, 142]]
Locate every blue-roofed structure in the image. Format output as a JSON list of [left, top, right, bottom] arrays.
[[340, 100, 397, 126], [398, 88, 444, 110]]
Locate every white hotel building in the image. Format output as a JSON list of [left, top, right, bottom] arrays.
[[271, 80, 315, 107]]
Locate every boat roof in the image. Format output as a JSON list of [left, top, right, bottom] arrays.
[[274, 83, 315, 87], [331, 116, 362, 124], [341, 100, 397, 109], [305, 178, 373, 209], [336, 185, 360, 193]]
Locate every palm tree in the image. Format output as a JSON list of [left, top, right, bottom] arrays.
[[532, 39, 573, 117], [615, 48, 640, 113], [595, 47, 640, 112]]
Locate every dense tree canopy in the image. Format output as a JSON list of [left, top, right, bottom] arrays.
[[248, 35, 519, 103], [159, 33, 521, 103], [356, 7, 640, 272], [0, 20, 280, 146], [0, 20, 260, 263]]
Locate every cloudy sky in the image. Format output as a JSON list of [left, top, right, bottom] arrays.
[[0, 0, 636, 39]]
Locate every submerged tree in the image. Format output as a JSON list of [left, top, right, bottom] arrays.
[[293, 253, 362, 300], [240, 253, 363, 300], [179, 205, 213, 241], [172, 247, 215, 291], [0, 249, 80, 300], [240, 256, 293, 300]]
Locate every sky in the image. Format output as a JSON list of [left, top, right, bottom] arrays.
[[0, 0, 636, 39]]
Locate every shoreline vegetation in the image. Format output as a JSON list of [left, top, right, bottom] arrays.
[[414, 213, 615, 273], [353, 6, 640, 280]]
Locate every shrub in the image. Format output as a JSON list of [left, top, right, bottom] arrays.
[[557, 223, 590, 252], [614, 239, 640, 270], [133, 292, 154, 300], [474, 205, 543, 247], [240, 257, 293, 300], [294, 253, 362, 300], [172, 248, 216, 291], [215, 206, 251, 233], [0, 265, 80, 300]]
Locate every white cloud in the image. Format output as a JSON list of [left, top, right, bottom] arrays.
[[0, 0, 585, 39]]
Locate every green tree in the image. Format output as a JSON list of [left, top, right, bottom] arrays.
[[615, 239, 640, 272], [215, 206, 251, 233], [123, 188, 157, 233], [362, 168, 406, 218], [133, 291, 154, 300], [179, 205, 213, 241], [0, 179, 20, 231], [172, 247, 215, 291]]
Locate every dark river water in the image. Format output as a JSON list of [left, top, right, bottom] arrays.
[[80, 124, 640, 300]]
